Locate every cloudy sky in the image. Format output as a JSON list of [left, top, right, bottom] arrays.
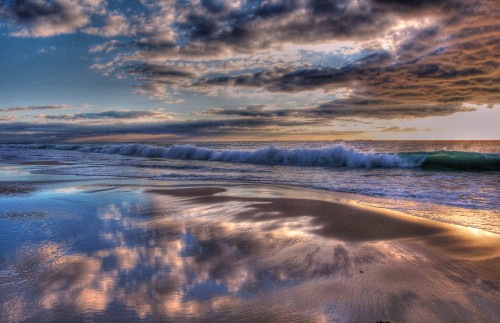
[[0, 0, 498, 142]]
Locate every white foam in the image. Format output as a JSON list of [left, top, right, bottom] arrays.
[[73, 143, 416, 168]]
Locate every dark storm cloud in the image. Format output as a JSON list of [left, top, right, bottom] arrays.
[[194, 52, 392, 92], [127, 64, 196, 79], [134, 0, 467, 59], [128, 0, 498, 118], [122, 63, 200, 100], [2, 0, 498, 129], [3, 0, 66, 22], [0, 0, 102, 37], [41, 110, 172, 120], [0, 117, 325, 142], [201, 105, 275, 117], [194, 31, 499, 107], [203, 101, 475, 120], [125, 63, 197, 87], [312, 101, 477, 119], [1, 0, 492, 58]]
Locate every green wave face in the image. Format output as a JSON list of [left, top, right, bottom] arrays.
[[402, 151, 500, 171]]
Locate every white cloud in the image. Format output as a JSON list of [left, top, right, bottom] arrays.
[[84, 13, 129, 37], [89, 40, 122, 54]]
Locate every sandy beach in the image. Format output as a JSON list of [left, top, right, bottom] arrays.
[[1, 169, 499, 322], [2, 0, 499, 319]]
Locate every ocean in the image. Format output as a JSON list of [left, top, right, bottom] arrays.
[[1, 140, 499, 233], [1, 140, 499, 322]]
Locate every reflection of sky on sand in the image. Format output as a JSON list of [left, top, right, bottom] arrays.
[[1, 184, 330, 321], [1, 182, 499, 322]]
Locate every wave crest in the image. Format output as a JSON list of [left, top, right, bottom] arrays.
[[5, 143, 413, 168], [3, 143, 499, 170]]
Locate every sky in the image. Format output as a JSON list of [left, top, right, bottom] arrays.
[[0, 0, 498, 142]]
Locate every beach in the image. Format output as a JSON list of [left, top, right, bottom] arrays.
[[2, 0, 499, 320], [1, 159, 499, 322]]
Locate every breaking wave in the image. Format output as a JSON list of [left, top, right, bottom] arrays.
[[2, 143, 499, 171]]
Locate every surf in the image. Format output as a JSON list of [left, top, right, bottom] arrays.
[[2, 143, 499, 171]]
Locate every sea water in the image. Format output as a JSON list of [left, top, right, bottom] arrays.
[[1, 140, 498, 233]]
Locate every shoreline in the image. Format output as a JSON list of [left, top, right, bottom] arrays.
[[1, 157, 498, 235], [1, 160, 499, 234]]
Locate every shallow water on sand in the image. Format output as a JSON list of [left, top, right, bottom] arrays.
[[0, 171, 499, 322]]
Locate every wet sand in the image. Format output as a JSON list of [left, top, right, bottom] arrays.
[[0, 180, 64, 196], [0, 179, 499, 322]]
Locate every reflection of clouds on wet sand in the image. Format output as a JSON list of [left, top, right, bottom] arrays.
[[1, 185, 499, 322], [1, 243, 109, 322]]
